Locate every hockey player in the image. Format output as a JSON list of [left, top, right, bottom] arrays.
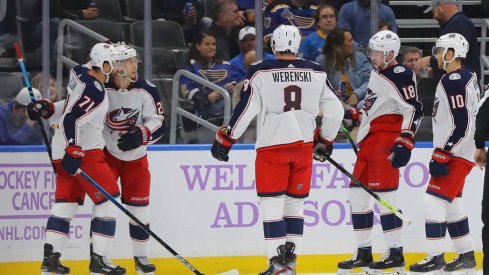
[[338, 30, 423, 274], [211, 25, 344, 275], [30, 43, 164, 274], [102, 43, 164, 274], [409, 33, 478, 275], [39, 43, 127, 274]]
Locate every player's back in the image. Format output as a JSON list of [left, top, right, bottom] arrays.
[[433, 67, 479, 160], [244, 58, 328, 149], [52, 65, 109, 159]]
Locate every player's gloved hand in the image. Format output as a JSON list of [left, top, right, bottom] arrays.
[[345, 107, 360, 127], [313, 128, 334, 162], [27, 99, 54, 120], [389, 131, 415, 168], [117, 126, 150, 151], [211, 127, 237, 162], [429, 148, 452, 177], [61, 145, 85, 175]]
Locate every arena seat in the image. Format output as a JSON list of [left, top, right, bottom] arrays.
[[0, 72, 24, 102]]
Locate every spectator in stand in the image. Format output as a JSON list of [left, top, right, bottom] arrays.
[[152, 0, 210, 44], [401, 46, 432, 80], [337, 0, 397, 48], [31, 73, 60, 103], [378, 20, 392, 31], [180, 32, 241, 143], [31, 73, 61, 135], [298, 4, 337, 61], [264, 0, 321, 38], [0, 87, 44, 145], [208, 0, 245, 61], [316, 28, 371, 108], [415, 0, 480, 81], [230, 26, 275, 80], [29, 0, 99, 73]]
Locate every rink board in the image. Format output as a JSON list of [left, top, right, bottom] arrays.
[[0, 143, 484, 274]]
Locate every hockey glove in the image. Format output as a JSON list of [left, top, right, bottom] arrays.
[[389, 132, 415, 168], [61, 145, 85, 175], [117, 126, 150, 151], [27, 99, 54, 120], [429, 148, 452, 177], [211, 127, 237, 162], [345, 107, 360, 127], [313, 128, 333, 162]]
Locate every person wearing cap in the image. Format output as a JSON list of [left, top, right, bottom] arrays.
[[230, 26, 275, 80], [298, 4, 337, 62], [415, 0, 480, 81], [0, 87, 44, 145]]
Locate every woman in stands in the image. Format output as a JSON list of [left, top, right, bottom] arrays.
[[316, 28, 371, 108], [180, 32, 241, 143], [298, 4, 337, 62]]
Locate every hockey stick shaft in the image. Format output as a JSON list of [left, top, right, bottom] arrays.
[[77, 169, 205, 275], [326, 156, 412, 224], [341, 122, 359, 155], [13, 42, 55, 171]]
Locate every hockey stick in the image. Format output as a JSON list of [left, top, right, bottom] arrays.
[[326, 156, 412, 225], [13, 42, 56, 172], [77, 169, 239, 275], [341, 122, 359, 155]]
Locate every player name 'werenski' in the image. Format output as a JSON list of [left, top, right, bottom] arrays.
[[272, 71, 312, 82]]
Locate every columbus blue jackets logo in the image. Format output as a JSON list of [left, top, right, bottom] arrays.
[[362, 89, 377, 116], [106, 107, 140, 133]]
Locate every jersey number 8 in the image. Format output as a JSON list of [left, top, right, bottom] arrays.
[[284, 85, 302, 112]]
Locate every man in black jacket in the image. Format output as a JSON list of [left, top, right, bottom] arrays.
[[474, 86, 489, 274], [152, 0, 209, 44]]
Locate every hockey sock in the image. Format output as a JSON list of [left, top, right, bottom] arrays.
[[129, 221, 150, 256], [349, 187, 374, 248], [45, 216, 70, 253], [284, 196, 304, 253], [447, 198, 474, 254], [424, 194, 448, 256], [352, 210, 374, 247], [127, 206, 150, 257], [260, 196, 286, 259], [91, 217, 116, 256], [380, 212, 403, 248], [378, 191, 403, 248]]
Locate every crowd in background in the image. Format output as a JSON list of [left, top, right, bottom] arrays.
[[0, 0, 486, 145]]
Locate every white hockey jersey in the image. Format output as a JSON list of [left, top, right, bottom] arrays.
[[103, 78, 164, 161], [52, 65, 109, 160], [432, 67, 480, 161], [357, 65, 423, 143], [228, 58, 343, 150]]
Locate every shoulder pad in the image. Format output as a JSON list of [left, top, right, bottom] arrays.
[[449, 73, 462, 80], [251, 60, 263, 66], [145, 80, 156, 87], [93, 81, 103, 91], [393, 66, 406, 73]]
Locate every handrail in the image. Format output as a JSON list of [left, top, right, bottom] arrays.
[[170, 69, 231, 144], [480, 19, 489, 86], [397, 18, 488, 44], [0, 0, 6, 22], [55, 19, 109, 94], [389, 0, 480, 6]]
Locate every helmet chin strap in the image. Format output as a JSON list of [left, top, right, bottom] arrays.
[[103, 65, 114, 83], [442, 49, 455, 70], [117, 67, 138, 83], [381, 53, 396, 70]]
